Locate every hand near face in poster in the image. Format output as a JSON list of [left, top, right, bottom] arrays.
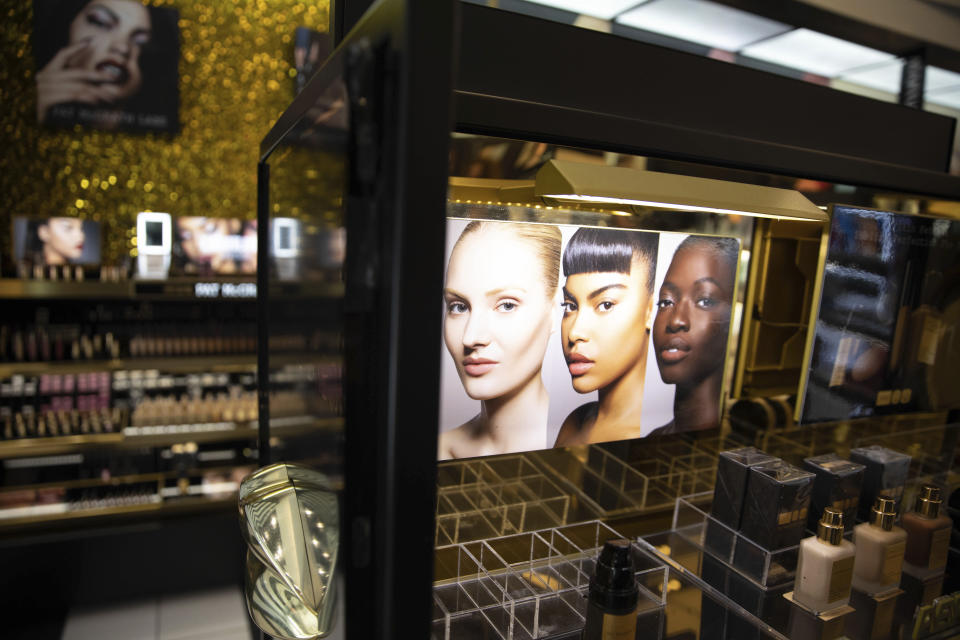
[[648, 237, 738, 436], [36, 0, 150, 124], [439, 222, 561, 460], [554, 229, 659, 446]]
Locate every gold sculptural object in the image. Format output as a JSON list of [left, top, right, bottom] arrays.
[[239, 463, 339, 639]]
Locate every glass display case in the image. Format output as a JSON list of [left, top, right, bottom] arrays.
[[255, 1, 960, 638]]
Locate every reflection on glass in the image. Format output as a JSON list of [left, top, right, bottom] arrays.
[[239, 463, 339, 640]]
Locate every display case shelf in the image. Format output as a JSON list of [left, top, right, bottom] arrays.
[[433, 521, 667, 640], [0, 415, 341, 459], [0, 352, 339, 378], [0, 278, 343, 301]]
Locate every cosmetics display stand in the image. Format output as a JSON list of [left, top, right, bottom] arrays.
[[432, 521, 667, 640], [658, 492, 804, 638], [531, 437, 717, 517], [436, 455, 571, 546], [783, 591, 854, 640], [0, 273, 342, 533]]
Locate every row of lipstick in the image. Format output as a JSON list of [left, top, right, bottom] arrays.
[[0, 390, 315, 439], [0, 326, 336, 362]]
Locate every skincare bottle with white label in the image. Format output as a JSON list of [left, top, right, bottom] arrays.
[[852, 496, 907, 594], [793, 507, 855, 613]]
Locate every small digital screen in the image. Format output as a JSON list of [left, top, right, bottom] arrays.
[[800, 206, 960, 423], [145, 221, 164, 247], [173, 217, 257, 275], [279, 226, 292, 250], [438, 218, 740, 460], [11, 216, 102, 266]]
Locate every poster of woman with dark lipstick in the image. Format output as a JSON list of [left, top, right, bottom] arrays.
[[437, 217, 739, 460], [33, 0, 180, 133]]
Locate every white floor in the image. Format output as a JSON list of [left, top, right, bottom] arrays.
[[61, 587, 255, 640]]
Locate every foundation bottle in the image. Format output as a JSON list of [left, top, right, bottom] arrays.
[[902, 485, 952, 572], [852, 496, 907, 594], [794, 508, 856, 613], [582, 539, 638, 640]]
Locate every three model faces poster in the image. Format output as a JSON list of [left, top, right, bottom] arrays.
[[438, 218, 740, 460]]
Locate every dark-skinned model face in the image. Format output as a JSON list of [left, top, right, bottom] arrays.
[[653, 245, 735, 386]]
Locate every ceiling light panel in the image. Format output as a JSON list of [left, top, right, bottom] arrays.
[[740, 28, 895, 77], [524, 0, 648, 20], [616, 0, 789, 51], [839, 60, 903, 93], [926, 66, 960, 93], [927, 89, 960, 110]]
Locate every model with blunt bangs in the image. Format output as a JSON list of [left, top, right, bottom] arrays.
[[439, 221, 562, 459], [554, 227, 658, 446], [648, 236, 738, 436]]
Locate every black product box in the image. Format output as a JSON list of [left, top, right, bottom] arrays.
[[699, 554, 730, 640], [739, 460, 814, 551], [803, 453, 865, 532], [712, 447, 778, 528], [850, 445, 911, 520], [725, 571, 792, 640]]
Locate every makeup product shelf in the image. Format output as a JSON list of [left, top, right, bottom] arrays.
[[0, 453, 341, 534], [0, 415, 341, 459], [0, 352, 339, 378], [432, 521, 667, 640], [0, 278, 343, 301]]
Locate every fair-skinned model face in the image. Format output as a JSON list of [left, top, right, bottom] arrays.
[[66, 0, 151, 101], [38, 217, 86, 264], [653, 246, 734, 386], [561, 260, 653, 394], [443, 227, 555, 401]]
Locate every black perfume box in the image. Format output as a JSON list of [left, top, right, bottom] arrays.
[[850, 445, 911, 520], [739, 460, 814, 550], [712, 447, 778, 529], [803, 453, 865, 532]]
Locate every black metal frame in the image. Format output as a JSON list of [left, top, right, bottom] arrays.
[[258, 1, 457, 639], [454, 3, 960, 197]]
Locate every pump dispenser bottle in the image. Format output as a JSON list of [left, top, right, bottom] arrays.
[[852, 496, 907, 594], [793, 508, 856, 613], [583, 539, 639, 640], [902, 484, 952, 572]]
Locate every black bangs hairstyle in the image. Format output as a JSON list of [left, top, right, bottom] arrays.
[[676, 236, 739, 280], [562, 228, 659, 293]]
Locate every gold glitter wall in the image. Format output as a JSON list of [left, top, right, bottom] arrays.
[[0, 0, 330, 265]]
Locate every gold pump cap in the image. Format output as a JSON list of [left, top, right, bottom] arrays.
[[869, 495, 898, 531], [817, 507, 845, 545], [914, 484, 942, 519]]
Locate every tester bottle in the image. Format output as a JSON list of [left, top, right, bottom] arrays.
[[793, 508, 855, 613], [902, 484, 952, 573], [852, 496, 907, 594], [583, 539, 639, 640]]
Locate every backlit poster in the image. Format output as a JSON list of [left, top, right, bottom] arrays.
[[437, 218, 740, 460], [12, 216, 102, 266], [33, 0, 180, 133]]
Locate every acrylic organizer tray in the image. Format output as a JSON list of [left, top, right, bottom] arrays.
[[672, 492, 800, 589], [532, 442, 716, 518], [436, 456, 571, 546], [432, 521, 667, 640]]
